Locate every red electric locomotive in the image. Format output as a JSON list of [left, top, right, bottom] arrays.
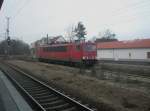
[[35, 41, 97, 66]]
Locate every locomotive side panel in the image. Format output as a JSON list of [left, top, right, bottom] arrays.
[[35, 42, 97, 65], [69, 44, 82, 62], [39, 45, 70, 61]]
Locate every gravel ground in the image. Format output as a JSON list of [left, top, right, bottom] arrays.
[[7, 60, 150, 111]]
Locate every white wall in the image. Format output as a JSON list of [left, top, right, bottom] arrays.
[[97, 48, 150, 61]]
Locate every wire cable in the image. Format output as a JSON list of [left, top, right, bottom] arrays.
[[110, 0, 150, 17], [7, 0, 25, 15]]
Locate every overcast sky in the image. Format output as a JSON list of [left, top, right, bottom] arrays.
[[0, 0, 150, 43]]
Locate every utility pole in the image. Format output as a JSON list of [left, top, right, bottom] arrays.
[[47, 34, 49, 44], [6, 17, 10, 39], [5, 17, 10, 57]]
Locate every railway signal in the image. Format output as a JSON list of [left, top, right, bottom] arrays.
[[7, 36, 11, 46]]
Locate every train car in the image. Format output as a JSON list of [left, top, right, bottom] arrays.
[[35, 42, 97, 66]]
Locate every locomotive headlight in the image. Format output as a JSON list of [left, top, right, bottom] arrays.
[[82, 56, 85, 59]]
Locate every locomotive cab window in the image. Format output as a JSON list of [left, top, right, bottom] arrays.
[[83, 44, 96, 51]]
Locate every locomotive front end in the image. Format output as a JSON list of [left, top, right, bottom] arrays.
[[82, 42, 97, 65]]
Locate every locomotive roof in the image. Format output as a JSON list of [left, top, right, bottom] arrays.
[[41, 43, 69, 47], [39, 42, 95, 47]]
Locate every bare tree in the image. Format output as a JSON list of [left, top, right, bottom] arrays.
[[101, 29, 116, 39], [0, 39, 30, 55], [96, 29, 118, 42], [65, 24, 76, 42]]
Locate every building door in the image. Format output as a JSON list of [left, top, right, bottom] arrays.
[[129, 52, 131, 59], [147, 52, 150, 59]]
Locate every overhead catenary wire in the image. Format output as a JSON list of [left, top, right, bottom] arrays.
[[102, 0, 150, 27], [7, 0, 25, 16], [1, 0, 150, 40], [9, 0, 150, 20], [110, 9, 150, 27], [85, 0, 150, 29], [11, 0, 31, 19], [6, 0, 150, 25], [0, 0, 31, 38], [110, 0, 150, 17]]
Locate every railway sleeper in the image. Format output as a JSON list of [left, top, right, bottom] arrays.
[[38, 97, 59, 103], [19, 84, 41, 88], [20, 82, 37, 85], [2, 63, 95, 111], [30, 91, 51, 96], [27, 89, 49, 93], [41, 100, 67, 108], [18, 78, 34, 82], [41, 99, 64, 106], [20, 83, 41, 86], [34, 94, 55, 99], [61, 107, 77, 111], [44, 103, 71, 111], [24, 87, 46, 91], [23, 85, 44, 89], [28, 90, 51, 95]]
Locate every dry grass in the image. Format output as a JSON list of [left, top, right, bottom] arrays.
[[7, 60, 150, 111]]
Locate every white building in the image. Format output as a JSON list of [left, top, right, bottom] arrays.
[[96, 39, 150, 62]]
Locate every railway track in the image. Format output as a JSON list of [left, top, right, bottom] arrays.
[[0, 62, 96, 111], [99, 60, 150, 66], [104, 70, 150, 83]]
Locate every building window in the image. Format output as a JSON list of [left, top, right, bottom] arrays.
[[147, 52, 150, 58]]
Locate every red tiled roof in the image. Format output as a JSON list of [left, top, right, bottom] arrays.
[[97, 39, 150, 49]]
